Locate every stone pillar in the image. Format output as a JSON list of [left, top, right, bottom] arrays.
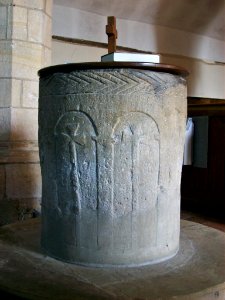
[[0, 0, 52, 224]]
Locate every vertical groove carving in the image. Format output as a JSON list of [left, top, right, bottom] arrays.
[[39, 67, 186, 264], [112, 112, 160, 248], [54, 111, 97, 216]]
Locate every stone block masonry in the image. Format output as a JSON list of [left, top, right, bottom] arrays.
[[0, 0, 52, 225]]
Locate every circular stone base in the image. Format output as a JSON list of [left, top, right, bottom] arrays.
[[0, 219, 225, 300]]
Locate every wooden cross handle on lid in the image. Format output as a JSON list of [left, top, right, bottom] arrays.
[[106, 16, 118, 53]]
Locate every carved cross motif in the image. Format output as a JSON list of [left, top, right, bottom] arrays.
[[106, 16, 117, 53], [65, 123, 86, 148], [63, 122, 87, 214]]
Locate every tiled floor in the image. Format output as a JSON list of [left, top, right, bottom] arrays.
[[181, 209, 225, 233]]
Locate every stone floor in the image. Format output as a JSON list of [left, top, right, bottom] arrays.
[[181, 210, 225, 233], [0, 210, 225, 300]]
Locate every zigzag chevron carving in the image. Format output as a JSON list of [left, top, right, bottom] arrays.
[[40, 69, 181, 96]]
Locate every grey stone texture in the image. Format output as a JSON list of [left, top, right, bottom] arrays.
[[39, 67, 187, 266]]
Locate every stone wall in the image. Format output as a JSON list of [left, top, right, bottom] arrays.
[[0, 0, 52, 225]]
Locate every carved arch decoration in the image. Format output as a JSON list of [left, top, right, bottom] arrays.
[[112, 112, 160, 217], [54, 111, 97, 215]]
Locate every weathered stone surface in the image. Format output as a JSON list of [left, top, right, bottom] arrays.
[[28, 9, 43, 43], [45, 0, 52, 16], [11, 78, 22, 107], [11, 40, 42, 79], [13, 0, 45, 10], [42, 46, 51, 67], [39, 67, 187, 266], [0, 141, 39, 163], [0, 40, 12, 77], [0, 108, 11, 140], [0, 5, 7, 39], [43, 14, 52, 48], [6, 4, 12, 39], [0, 0, 13, 5], [5, 163, 41, 198], [22, 80, 38, 108], [11, 107, 38, 140], [0, 78, 22, 108], [0, 79, 11, 107], [10, 5, 27, 40], [0, 0, 52, 228]]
